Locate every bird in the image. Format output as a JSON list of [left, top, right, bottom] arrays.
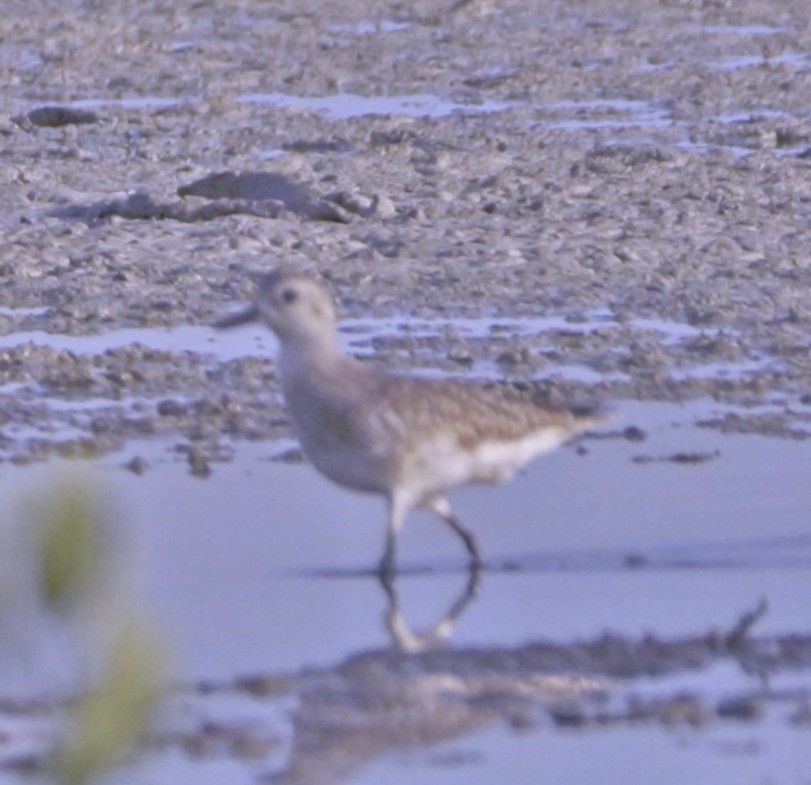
[[216, 267, 607, 575]]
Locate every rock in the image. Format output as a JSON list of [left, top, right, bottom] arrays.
[[124, 455, 149, 475], [19, 105, 99, 128], [178, 171, 349, 222]]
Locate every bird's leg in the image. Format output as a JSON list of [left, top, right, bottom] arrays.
[[381, 560, 483, 652], [428, 496, 484, 569], [379, 493, 408, 577]]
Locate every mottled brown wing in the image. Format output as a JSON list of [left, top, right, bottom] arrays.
[[366, 374, 583, 451]]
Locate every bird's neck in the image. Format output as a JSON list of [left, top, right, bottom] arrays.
[[278, 329, 343, 382]]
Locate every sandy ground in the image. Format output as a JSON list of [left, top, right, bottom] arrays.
[[1, 0, 811, 782]]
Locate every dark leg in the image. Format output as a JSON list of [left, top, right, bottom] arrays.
[[378, 557, 483, 651], [427, 496, 484, 569]]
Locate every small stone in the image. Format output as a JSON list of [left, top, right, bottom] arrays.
[[447, 348, 474, 366], [27, 106, 99, 128], [124, 455, 148, 475], [187, 447, 211, 478], [549, 704, 588, 727], [374, 194, 397, 218], [623, 425, 646, 442], [716, 696, 761, 721], [667, 451, 718, 464], [157, 399, 187, 417], [234, 674, 291, 696]]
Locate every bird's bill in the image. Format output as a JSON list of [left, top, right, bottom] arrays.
[[213, 305, 260, 329]]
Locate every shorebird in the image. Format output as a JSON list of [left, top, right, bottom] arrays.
[[216, 268, 606, 575]]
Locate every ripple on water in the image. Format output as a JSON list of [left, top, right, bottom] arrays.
[[238, 91, 519, 120], [0, 313, 746, 385]]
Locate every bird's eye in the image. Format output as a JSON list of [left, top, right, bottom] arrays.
[[281, 288, 298, 304]]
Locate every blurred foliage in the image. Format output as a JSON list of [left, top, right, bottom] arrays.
[[34, 483, 107, 613], [18, 478, 168, 785], [53, 616, 165, 785]]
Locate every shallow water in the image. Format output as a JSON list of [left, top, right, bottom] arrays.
[[43, 86, 797, 161], [708, 51, 810, 72], [358, 715, 809, 785], [0, 310, 736, 371], [1, 398, 809, 782], [537, 99, 672, 131], [238, 92, 519, 120], [58, 96, 189, 111], [6, 2, 811, 779], [0, 312, 781, 456]]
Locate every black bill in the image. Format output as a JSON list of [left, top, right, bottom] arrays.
[[213, 305, 260, 329]]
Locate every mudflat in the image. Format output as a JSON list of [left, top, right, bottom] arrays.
[[1, 2, 810, 784]]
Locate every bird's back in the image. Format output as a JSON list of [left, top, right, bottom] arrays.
[[283, 356, 600, 503], [367, 374, 600, 493]]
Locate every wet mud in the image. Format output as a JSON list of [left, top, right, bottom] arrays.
[[3, 0, 811, 465], [1, 596, 809, 783], [1, 0, 811, 782]]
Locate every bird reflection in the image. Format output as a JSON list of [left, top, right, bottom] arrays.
[[259, 564, 601, 785], [379, 566, 481, 651]]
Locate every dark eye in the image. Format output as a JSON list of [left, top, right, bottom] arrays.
[[281, 288, 298, 304]]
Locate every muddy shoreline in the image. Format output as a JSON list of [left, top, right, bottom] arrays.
[[1, 3, 810, 781], [3, 0, 811, 466]]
